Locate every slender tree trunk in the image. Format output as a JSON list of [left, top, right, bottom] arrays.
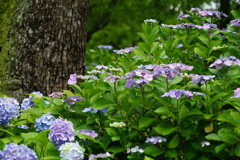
[[219, 0, 230, 29], [5, 0, 88, 99]]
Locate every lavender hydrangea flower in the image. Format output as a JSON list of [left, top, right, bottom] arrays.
[[209, 56, 240, 69], [126, 146, 144, 153], [98, 45, 113, 50], [145, 136, 167, 144], [48, 118, 75, 148], [161, 89, 193, 99], [63, 96, 84, 106], [144, 19, 158, 23], [95, 65, 108, 70], [68, 74, 77, 85], [89, 152, 111, 160], [199, 11, 227, 18], [49, 92, 64, 98], [77, 129, 98, 138], [230, 18, 240, 27], [82, 107, 107, 113], [0, 143, 37, 160], [177, 14, 190, 20], [35, 113, 56, 131], [0, 97, 20, 126], [113, 46, 139, 55], [59, 142, 84, 160], [104, 75, 124, 83], [190, 74, 215, 85], [231, 88, 240, 98]]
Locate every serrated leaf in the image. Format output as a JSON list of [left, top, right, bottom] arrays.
[[138, 117, 154, 128]]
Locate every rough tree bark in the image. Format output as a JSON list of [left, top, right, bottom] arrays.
[[5, 0, 88, 99]]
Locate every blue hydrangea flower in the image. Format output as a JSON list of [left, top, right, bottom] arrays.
[[48, 118, 75, 148], [20, 91, 43, 110], [18, 125, 29, 129], [35, 113, 56, 131], [0, 142, 37, 160], [126, 146, 144, 153], [0, 97, 20, 126], [59, 142, 84, 160]]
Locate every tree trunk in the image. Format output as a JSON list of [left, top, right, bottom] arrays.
[[5, 0, 88, 99]]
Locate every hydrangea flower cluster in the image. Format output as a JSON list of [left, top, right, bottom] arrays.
[[89, 152, 111, 160], [109, 122, 126, 128], [189, 74, 215, 85], [59, 142, 84, 160], [35, 113, 56, 131], [20, 91, 43, 110], [48, 118, 75, 148], [104, 75, 125, 83], [144, 19, 158, 23], [231, 88, 240, 98], [209, 56, 240, 69], [0, 143, 37, 160], [145, 136, 167, 144], [77, 129, 98, 138], [82, 106, 108, 113], [126, 146, 144, 153], [0, 97, 20, 126], [201, 141, 210, 147], [98, 45, 113, 50], [161, 23, 218, 30], [162, 89, 204, 99]]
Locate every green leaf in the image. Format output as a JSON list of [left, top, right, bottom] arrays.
[[21, 132, 38, 142], [144, 156, 154, 160], [217, 111, 240, 127], [92, 98, 114, 110], [138, 117, 154, 128], [0, 129, 14, 136], [150, 42, 160, 53], [62, 90, 75, 97], [144, 145, 162, 157], [235, 143, 240, 157], [155, 107, 176, 118], [205, 133, 222, 141], [133, 48, 148, 60], [209, 92, 229, 105], [138, 32, 149, 42], [198, 34, 209, 46], [231, 10, 240, 19], [139, 42, 151, 53], [40, 156, 60, 160], [155, 123, 178, 135], [215, 143, 227, 153], [70, 84, 83, 96], [105, 128, 118, 137], [218, 126, 240, 144], [165, 149, 177, 158], [194, 46, 207, 58], [167, 134, 179, 148], [108, 146, 125, 153]]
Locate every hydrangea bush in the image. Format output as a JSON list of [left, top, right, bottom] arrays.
[[1, 2, 240, 159]]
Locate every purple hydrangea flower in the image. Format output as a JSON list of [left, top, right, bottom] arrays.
[[177, 14, 190, 20], [35, 113, 56, 131], [82, 107, 107, 113], [113, 46, 139, 55], [190, 74, 215, 85], [161, 89, 193, 99], [95, 65, 108, 70], [98, 45, 113, 50], [0, 143, 37, 160], [48, 118, 75, 148], [63, 96, 84, 106], [49, 92, 64, 98], [68, 74, 77, 85], [209, 56, 240, 69], [145, 136, 167, 144], [190, 8, 201, 13], [104, 75, 124, 83], [77, 129, 98, 138], [0, 97, 20, 126], [126, 146, 144, 153], [230, 18, 240, 27], [231, 88, 240, 98], [89, 152, 111, 160], [59, 142, 84, 160], [199, 10, 227, 18]]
